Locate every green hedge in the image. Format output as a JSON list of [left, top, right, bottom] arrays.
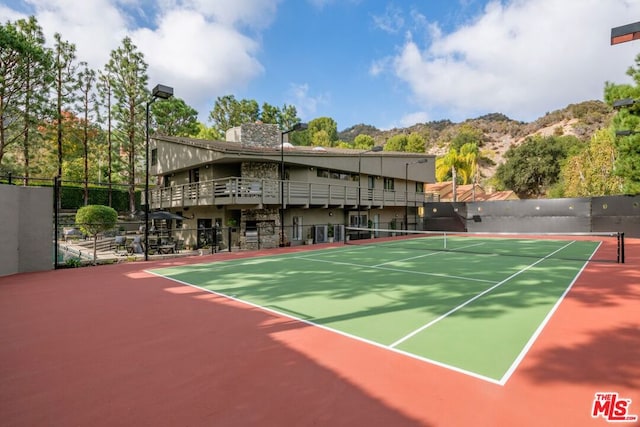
[[0, 175, 141, 213], [60, 185, 140, 212]]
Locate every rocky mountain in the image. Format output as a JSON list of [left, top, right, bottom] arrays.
[[338, 100, 615, 180]]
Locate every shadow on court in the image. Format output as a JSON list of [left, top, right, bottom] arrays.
[[0, 261, 431, 427]]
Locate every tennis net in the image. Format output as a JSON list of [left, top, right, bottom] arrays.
[[344, 227, 625, 263]]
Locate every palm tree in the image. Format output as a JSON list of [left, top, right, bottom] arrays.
[[435, 143, 478, 184]]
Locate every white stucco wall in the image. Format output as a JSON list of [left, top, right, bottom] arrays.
[[0, 184, 53, 276]]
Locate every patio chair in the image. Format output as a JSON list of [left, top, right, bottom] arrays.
[[129, 236, 144, 254], [114, 235, 127, 254]]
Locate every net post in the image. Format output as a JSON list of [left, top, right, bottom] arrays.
[[618, 232, 625, 264]]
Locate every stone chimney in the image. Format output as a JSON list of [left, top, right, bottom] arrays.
[[225, 122, 280, 148]]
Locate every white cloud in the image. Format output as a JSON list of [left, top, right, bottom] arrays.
[[2, 0, 128, 68], [372, 4, 404, 34], [286, 83, 329, 121], [390, 0, 640, 121], [369, 56, 392, 77], [1, 0, 277, 122], [132, 8, 263, 116], [186, 0, 280, 30], [0, 4, 27, 22], [399, 111, 430, 127], [377, 111, 430, 131]]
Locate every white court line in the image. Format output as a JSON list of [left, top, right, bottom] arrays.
[[497, 240, 601, 385], [145, 269, 504, 385], [389, 240, 576, 348], [149, 238, 591, 386], [373, 242, 486, 267], [291, 255, 495, 284]]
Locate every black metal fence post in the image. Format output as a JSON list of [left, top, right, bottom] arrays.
[[53, 176, 60, 269]]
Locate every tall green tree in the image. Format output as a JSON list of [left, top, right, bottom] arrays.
[[0, 17, 50, 173], [450, 124, 484, 151], [15, 18, 51, 183], [307, 117, 338, 147], [405, 132, 426, 153], [195, 122, 221, 140], [612, 132, 640, 194], [435, 143, 478, 184], [605, 53, 640, 194], [151, 97, 199, 137], [96, 70, 115, 205], [260, 102, 279, 125], [76, 62, 97, 205], [353, 134, 375, 149], [495, 136, 582, 197], [384, 134, 407, 151], [311, 129, 331, 146], [104, 36, 149, 213], [208, 95, 259, 135], [52, 32, 79, 182], [257, 102, 300, 131], [278, 104, 299, 130], [560, 129, 624, 196]]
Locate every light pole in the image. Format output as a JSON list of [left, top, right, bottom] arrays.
[[405, 159, 428, 231], [357, 146, 383, 233], [616, 130, 640, 136], [145, 84, 173, 261], [611, 21, 640, 45], [280, 122, 307, 246], [612, 97, 639, 138], [612, 98, 637, 109]]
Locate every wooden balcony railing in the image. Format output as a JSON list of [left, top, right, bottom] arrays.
[[148, 177, 429, 210]]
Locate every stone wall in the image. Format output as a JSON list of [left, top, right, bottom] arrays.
[[240, 162, 281, 249], [240, 208, 281, 250], [226, 123, 280, 148], [230, 125, 286, 249], [241, 161, 278, 179]]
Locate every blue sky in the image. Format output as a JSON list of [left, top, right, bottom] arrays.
[[1, 0, 639, 131]]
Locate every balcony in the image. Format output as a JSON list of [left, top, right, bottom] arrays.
[[148, 177, 429, 210]]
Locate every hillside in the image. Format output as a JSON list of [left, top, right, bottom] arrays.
[[338, 100, 614, 181]]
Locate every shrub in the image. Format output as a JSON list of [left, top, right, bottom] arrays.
[[76, 205, 118, 265]]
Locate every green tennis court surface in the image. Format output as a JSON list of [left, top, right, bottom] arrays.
[[151, 235, 603, 384]]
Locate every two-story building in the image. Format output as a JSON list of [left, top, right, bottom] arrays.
[[148, 123, 436, 250]]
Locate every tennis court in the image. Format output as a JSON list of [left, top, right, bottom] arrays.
[[151, 231, 619, 384], [1, 231, 638, 426]]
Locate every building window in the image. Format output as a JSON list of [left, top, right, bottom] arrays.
[[415, 182, 424, 192], [317, 169, 330, 178], [189, 168, 199, 183], [384, 177, 394, 190], [317, 168, 354, 181], [151, 148, 158, 166], [292, 216, 303, 240], [349, 214, 367, 227], [368, 176, 375, 189]]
